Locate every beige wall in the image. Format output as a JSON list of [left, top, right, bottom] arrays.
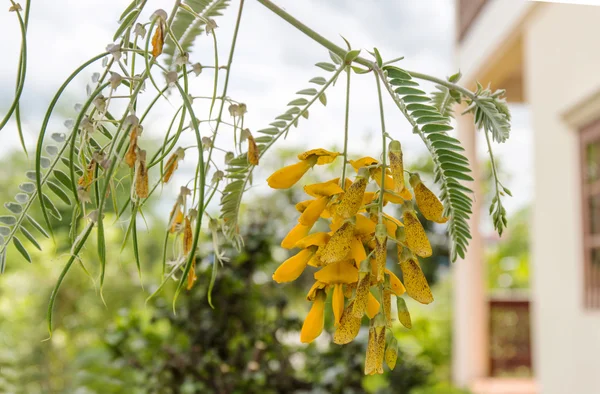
[[525, 4, 600, 394]]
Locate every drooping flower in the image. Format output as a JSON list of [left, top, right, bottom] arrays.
[[364, 315, 386, 375], [125, 126, 140, 168], [388, 140, 405, 193], [410, 173, 448, 223], [318, 221, 355, 264], [78, 157, 97, 191], [373, 223, 388, 283], [163, 147, 185, 183], [273, 248, 315, 283], [313, 259, 359, 323], [396, 296, 412, 329], [134, 149, 149, 198], [298, 196, 329, 227], [366, 293, 381, 319], [297, 148, 341, 164], [385, 337, 399, 370], [352, 259, 371, 318], [398, 248, 434, 304], [304, 179, 345, 198], [403, 203, 432, 257], [336, 168, 369, 219], [386, 269, 406, 296], [267, 159, 316, 189], [247, 131, 259, 165], [333, 300, 362, 344], [281, 223, 310, 249], [301, 289, 326, 343]]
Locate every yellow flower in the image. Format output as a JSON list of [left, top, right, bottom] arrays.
[[388, 140, 405, 193], [373, 224, 387, 283], [333, 300, 362, 345], [396, 296, 412, 329], [267, 158, 316, 189], [273, 248, 314, 283], [295, 232, 331, 249], [168, 203, 184, 233], [336, 168, 368, 219], [403, 208, 432, 257], [281, 223, 311, 249], [125, 126, 140, 168], [354, 214, 376, 235], [298, 196, 329, 227], [306, 281, 328, 301], [318, 221, 355, 264], [410, 173, 449, 224], [385, 337, 398, 370], [78, 157, 97, 191], [297, 148, 341, 165], [383, 288, 392, 328], [304, 179, 344, 197], [295, 199, 313, 213], [398, 248, 434, 304], [349, 156, 378, 171], [352, 260, 371, 318], [247, 131, 259, 165], [386, 269, 406, 296], [366, 293, 380, 319], [332, 284, 345, 326], [314, 260, 358, 284], [301, 290, 326, 343], [364, 316, 386, 375]]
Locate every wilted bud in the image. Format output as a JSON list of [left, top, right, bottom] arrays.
[[106, 43, 122, 61], [247, 131, 259, 165], [109, 72, 122, 90], [134, 149, 149, 198], [166, 71, 178, 86], [152, 9, 167, 20], [175, 52, 189, 66], [163, 147, 185, 183], [236, 103, 247, 117], [205, 18, 218, 35], [93, 94, 107, 112], [228, 104, 239, 117], [192, 62, 203, 76], [202, 136, 212, 150], [134, 23, 146, 38], [9, 3, 22, 11], [212, 170, 224, 184], [224, 151, 234, 164], [125, 126, 140, 168], [396, 296, 412, 329]]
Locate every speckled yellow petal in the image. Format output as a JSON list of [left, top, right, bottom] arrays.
[[318, 221, 355, 264], [247, 132, 259, 165], [400, 187, 413, 200], [385, 337, 398, 370], [304, 180, 344, 197], [333, 300, 362, 344], [295, 232, 331, 249], [382, 190, 404, 205], [386, 269, 406, 296], [300, 292, 326, 343], [332, 284, 345, 326], [388, 140, 405, 193], [281, 223, 311, 249], [399, 257, 434, 304], [373, 236, 387, 283], [355, 214, 376, 235], [396, 297, 412, 328], [366, 293, 380, 319], [297, 148, 341, 165], [314, 260, 358, 284], [364, 325, 386, 375], [336, 171, 368, 219], [273, 248, 314, 283], [352, 272, 371, 318], [349, 156, 378, 171], [410, 173, 448, 224], [350, 237, 367, 264], [383, 289, 392, 328], [404, 210, 432, 257], [267, 159, 315, 189], [298, 196, 328, 226]]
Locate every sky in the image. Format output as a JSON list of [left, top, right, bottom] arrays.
[[0, 0, 531, 231]]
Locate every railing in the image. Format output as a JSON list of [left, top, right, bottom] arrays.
[[488, 296, 532, 377], [457, 0, 489, 41]]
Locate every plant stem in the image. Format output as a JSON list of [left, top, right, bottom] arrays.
[[374, 72, 387, 223], [341, 67, 351, 189]]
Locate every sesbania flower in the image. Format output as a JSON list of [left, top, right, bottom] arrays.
[[269, 146, 450, 374], [163, 147, 185, 183]]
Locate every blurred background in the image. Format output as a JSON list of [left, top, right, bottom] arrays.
[[4, 0, 599, 393]]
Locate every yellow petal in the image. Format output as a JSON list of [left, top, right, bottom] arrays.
[[333, 300, 362, 344], [373, 168, 395, 192], [304, 180, 344, 197], [318, 221, 355, 264], [295, 232, 331, 249], [314, 260, 358, 284], [411, 174, 449, 224], [281, 223, 311, 249], [306, 281, 327, 301], [298, 196, 328, 226], [247, 132, 259, 165], [350, 237, 367, 264], [352, 273, 371, 318], [364, 326, 386, 375], [403, 210, 432, 257], [267, 160, 313, 189], [354, 214, 376, 235], [399, 257, 434, 304], [349, 156, 378, 171], [295, 199, 313, 213], [332, 284, 345, 326], [366, 293, 380, 319], [297, 148, 341, 165], [396, 297, 412, 328], [362, 191, 377, 206], [388, 140, 405, 193], [300, 294, 325, 343], [383, 289, 392, 328], [273, 249, 313, 283], [373, 236, 387, 283], [385, 338, 398, 370], [336, 174, 368, 219], [386, 269, 406, 296]]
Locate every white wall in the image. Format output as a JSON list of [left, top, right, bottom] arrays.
[[525, 4, 600, 394]]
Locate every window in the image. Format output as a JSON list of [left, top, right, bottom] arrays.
[[581, 120, 600, 308]]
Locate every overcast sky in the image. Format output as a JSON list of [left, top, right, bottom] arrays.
[[0, 0, 531, 231]]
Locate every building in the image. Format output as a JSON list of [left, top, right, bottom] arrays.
[[454, 1, 600, 393]]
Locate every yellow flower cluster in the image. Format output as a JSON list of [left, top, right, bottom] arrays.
[[268, 144, 448, 375]]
